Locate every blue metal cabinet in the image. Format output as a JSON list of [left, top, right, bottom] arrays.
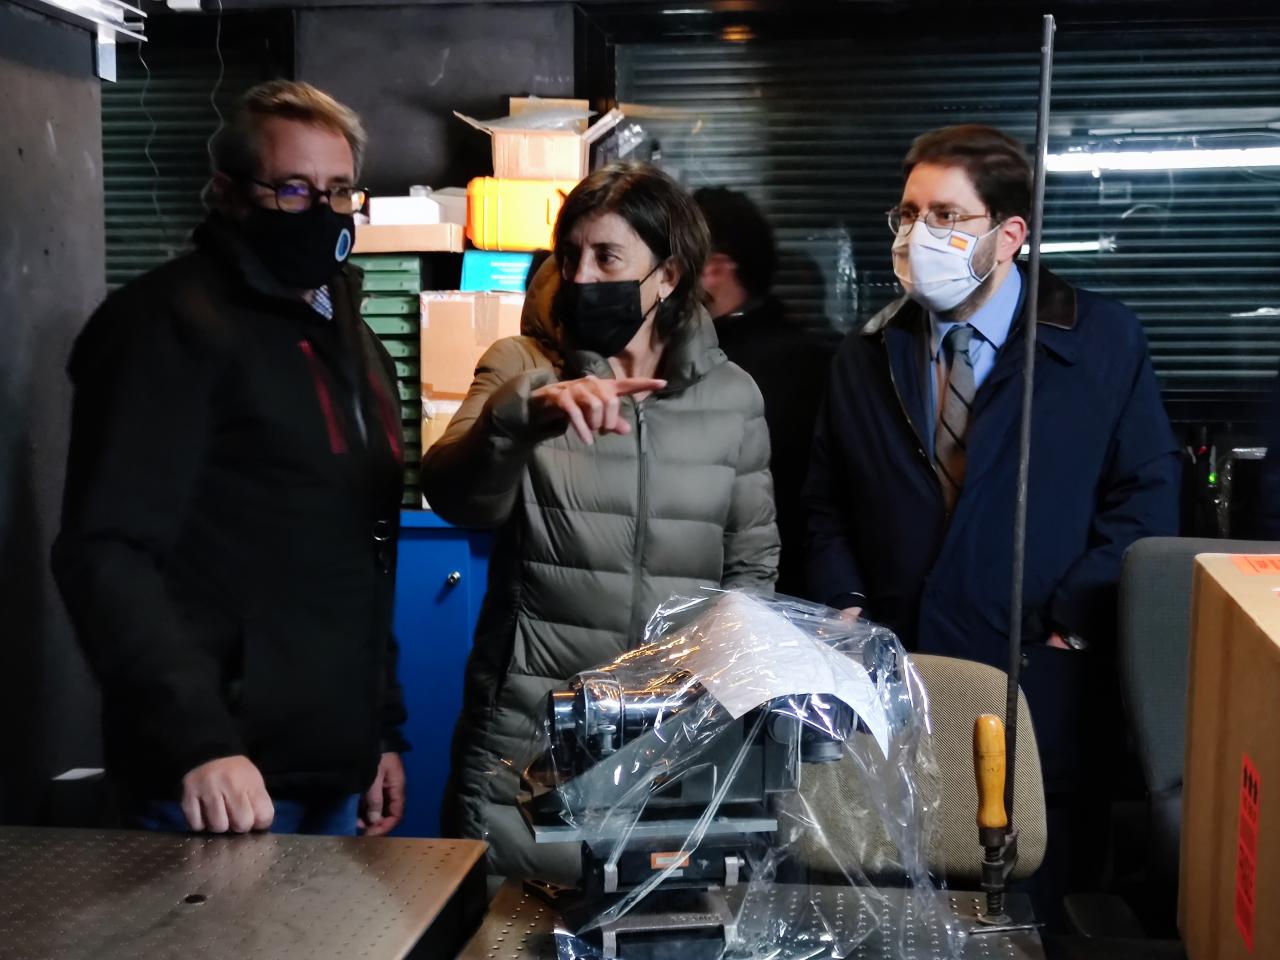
[[391, 510, 491, 837]]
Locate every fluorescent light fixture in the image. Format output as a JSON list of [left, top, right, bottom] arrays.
[[29, 0, 146, 78], [36, 0, 146, 39], [1048, 147, 1280, 173], [1229, 307, 1280, 318], [1020, 238, 1115, 255]]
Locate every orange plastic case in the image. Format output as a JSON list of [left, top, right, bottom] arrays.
[[465, 177, 578, 252]]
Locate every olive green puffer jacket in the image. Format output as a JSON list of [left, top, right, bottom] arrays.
[[421, 261, 779, 880]]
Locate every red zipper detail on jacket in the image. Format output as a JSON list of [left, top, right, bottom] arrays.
[[298, 340, 348, 454], [367, 370, 404, 465]]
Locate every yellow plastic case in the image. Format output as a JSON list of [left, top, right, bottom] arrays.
[[466, 177, 578, 252]]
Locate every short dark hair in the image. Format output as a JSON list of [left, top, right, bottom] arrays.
[[554, 161, 710, 339], [902, 125, 1031, 222], [204, 80, 366, 207], [693, 187, 776, 298]]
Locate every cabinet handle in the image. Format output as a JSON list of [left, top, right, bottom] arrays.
[[446, 571, 462, 586]]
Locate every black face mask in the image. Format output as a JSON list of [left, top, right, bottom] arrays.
[[558, 263, 665, 358], [243, 203, 355, 291]]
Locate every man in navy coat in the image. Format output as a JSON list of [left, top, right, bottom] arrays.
[[804, 125, 1180, 806]]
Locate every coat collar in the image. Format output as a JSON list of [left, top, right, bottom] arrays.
[[194, 215, 375, 399], [862, 263, 1079, 365]]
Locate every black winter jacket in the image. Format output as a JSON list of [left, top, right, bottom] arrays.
[[714, 296, 832, 598], [53, 217, 408, 799]]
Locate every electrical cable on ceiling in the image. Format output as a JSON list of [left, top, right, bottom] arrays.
[[135, 44, 170, 253], [206, 0, 227, 164]]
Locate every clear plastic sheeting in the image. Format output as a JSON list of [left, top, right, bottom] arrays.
[[518, 591, 964, 960], [457, 102, 596, 132], [593, 122, 647, 166], [773, 226, 860, 338]]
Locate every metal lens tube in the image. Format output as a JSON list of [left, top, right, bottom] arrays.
[[548, 674, 707, 772]]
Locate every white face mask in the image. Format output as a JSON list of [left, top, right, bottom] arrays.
[[892, 219, 1000, 313]]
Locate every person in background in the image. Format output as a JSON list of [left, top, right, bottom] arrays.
[[53, 81, 407, 837], [803, 124, 1180, 904], [422, 162, 779, 881], [695, 187, 833, 598]]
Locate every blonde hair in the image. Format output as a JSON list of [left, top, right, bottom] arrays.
[[204, 80, 367, 205]]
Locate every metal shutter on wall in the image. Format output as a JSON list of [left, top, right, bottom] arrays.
[[617, 25, 1280, 427], [102, 20, 278, 289]]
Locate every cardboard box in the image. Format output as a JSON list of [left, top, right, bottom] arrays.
[[353, 222, 464, 254], [508, 96, 594, 124], [419, 291, 523, 477], [454, 100, 624, 181], [1180, 554, 1280, 959], [420, 290, 524, 403]]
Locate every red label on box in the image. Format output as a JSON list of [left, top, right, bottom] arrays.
[[650, 851, 690, 871], [1235, 754, 1261, 951], [1232, 555, 1280, 576]]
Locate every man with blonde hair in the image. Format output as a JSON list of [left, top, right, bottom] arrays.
[[54, 81, 409, 837]]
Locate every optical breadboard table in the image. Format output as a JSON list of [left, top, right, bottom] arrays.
[[458, 881, 1046, 960], [0, 826, 487, 960]]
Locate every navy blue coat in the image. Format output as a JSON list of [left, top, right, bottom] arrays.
[[804, 266, 1179, 781]]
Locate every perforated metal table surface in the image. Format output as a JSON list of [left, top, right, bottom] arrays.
[[458, 880, 1046, 960], [0, 826, 487, 960]]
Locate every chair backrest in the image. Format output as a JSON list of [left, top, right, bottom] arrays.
[[783, 653, 1046, 887], [1118, 537, 1280, 795]]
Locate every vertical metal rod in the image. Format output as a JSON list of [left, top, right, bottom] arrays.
[[1005, 12, 1057, 827]]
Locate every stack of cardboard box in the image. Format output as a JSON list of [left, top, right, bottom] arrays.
[[413, 101, 623, 499], [456, 98, 622, 253], [418, 291, 524, 461]]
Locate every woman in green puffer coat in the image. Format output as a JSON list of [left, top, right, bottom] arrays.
[[421, 162, 780, 881]]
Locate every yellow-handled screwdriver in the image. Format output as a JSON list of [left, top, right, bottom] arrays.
[[974, 713, 1013, 923]]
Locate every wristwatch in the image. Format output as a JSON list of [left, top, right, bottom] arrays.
[[1061, 633, 1089, 652]]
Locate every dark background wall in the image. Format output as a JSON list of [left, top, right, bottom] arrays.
[[295, 2, 576, 194], [0, 2, 105, 822], [0, 0, 581, 824]]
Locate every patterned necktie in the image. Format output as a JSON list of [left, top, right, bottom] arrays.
[[935, 324, 976, 513]]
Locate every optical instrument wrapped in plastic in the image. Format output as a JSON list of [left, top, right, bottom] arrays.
[[518, 591, 965, 960]]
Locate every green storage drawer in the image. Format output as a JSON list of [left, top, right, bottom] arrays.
[[363, 274, 420, 293], [403, 423, 421, 444], [404, 467, 420, 487], [401, 488, 419, 507], [362, 295, 419, 316], [365, 315, 416, 336], [400, 402, 417, 421], [394, 359, 420, 379], [397, 381, 418, 401], [351, 255, 419, 273], [404, 444, 422, 464], [380, 338, 419, 359]]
